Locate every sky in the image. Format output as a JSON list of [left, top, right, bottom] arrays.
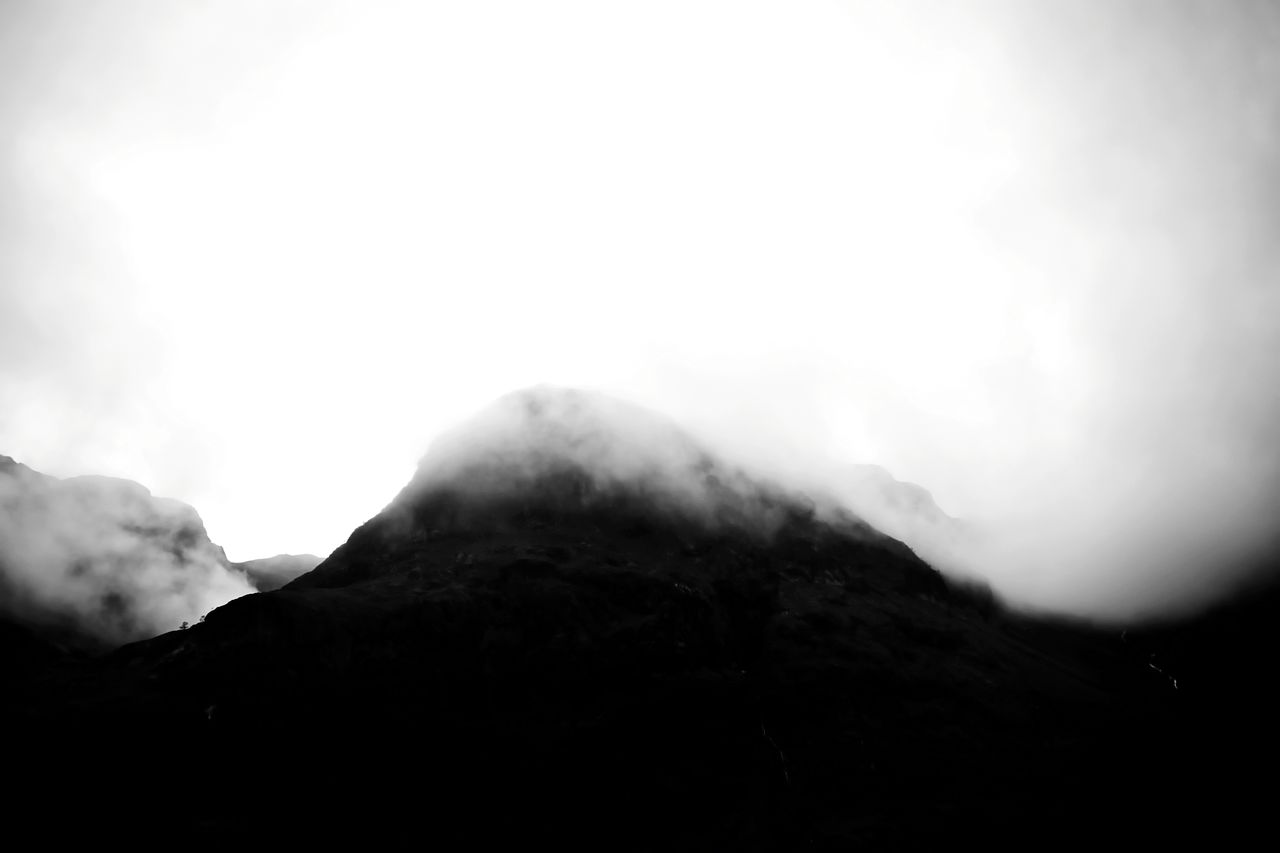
[[3, 0, 1279, 620]]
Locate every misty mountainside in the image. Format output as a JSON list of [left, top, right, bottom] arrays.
[[10, 386, 1269, 847], [0, 454, 322, 649], [0, 454, 255, 648], [842, 464, 951, 526], [293, 387, 943, 592], [833, 463, 977, 578]]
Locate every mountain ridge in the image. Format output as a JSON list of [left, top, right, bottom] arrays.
[[3, 389, 1275, 845]]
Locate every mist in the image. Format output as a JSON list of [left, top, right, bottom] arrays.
[[2, 1, 1279, 622], [0, 456, 254, 646], [389, 386, 872, 544]]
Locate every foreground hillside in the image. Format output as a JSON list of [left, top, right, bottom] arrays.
[[6, 492, 1151, 846], [3, 389, 1274, 847]]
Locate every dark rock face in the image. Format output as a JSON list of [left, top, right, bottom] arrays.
[[3, 392, 1274, 846]]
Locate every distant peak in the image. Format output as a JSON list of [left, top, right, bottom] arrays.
[[410, 386, 712, 497]]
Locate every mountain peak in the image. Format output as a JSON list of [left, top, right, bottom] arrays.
[[293, 387, 910, 590], [411, 386, 713, 492], [391, 386, 812, 536]]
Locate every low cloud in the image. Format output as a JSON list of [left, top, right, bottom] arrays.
[[0, 455, 254, 647], [396, 387, 847, 540]]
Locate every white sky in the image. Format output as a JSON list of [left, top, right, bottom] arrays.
[[3, 1, 1279, 617]]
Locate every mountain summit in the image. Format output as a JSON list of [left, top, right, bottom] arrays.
[[393, 385, 863, 538], [298, 386, 911, 591]]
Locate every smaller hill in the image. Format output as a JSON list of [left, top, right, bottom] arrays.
[[234, 553, 322, 591]]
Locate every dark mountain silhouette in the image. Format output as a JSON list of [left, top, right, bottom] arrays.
[[3, 388, 1276, 847]]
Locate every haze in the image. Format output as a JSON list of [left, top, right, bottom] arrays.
[[3, 1, 1279, 621]]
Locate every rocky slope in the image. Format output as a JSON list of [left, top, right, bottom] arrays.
[[3, 389, 1272, 847]]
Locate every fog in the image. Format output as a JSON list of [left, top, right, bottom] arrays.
[[0, 456, 254, 645], [2, 1, 1279, 621]]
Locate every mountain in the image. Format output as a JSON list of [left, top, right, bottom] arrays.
[[0, 454, 323, 646], [833, 463, 980, 576], [3, 388, 1272, 847], [291, 387, 919, 591], [0, 454, 255, 648], [233, 553, 322, 592]]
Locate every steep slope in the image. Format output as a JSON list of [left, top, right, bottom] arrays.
[[294, 387, 913, 591], [833, 463, 981, 578], [5, 388, 1199, 848]]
